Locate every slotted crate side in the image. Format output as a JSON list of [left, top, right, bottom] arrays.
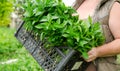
[[15, 22, 40, 54], [15, 23, 28, 45], [23, 35, 40, 54], [54, 49, 76, 71], [15, 22, 78, 71], [32, 46, 76, 71]]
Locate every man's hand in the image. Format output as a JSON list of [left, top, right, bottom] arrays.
[[86, 48, 99, 62]]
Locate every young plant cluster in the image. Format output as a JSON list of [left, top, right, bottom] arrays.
[[23, 0, 105, 59]]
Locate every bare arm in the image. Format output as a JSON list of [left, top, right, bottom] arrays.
[[86, 2, 120, 62]]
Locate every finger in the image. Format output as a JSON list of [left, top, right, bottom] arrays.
[[88, 51, 92, 55], [86, 54, 96, 62], [86, 58, 94, 62], [86, 56, 95, 62], [88, 49, 94, 55], [88, 48, 97, 55]]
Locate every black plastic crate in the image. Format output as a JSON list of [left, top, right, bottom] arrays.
[[15, 22, 82, 71]]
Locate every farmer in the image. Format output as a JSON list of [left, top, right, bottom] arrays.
[[73, 0, 120, 71]]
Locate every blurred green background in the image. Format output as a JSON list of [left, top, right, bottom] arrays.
[[0, 0, 43, 71], [0, 27, 43, 71]]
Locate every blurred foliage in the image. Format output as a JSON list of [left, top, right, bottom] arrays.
[[0, 27, 43, 71], [0, 27, 22, 53], [0, 0, 14, 26], [0, 47, 43, 71]]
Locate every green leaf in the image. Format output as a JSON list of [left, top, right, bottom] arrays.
[[53, 23, 63, 29], [35, 11, 44, 16], [32, 21, 37, 25], [80, 21, 90, 34], [79, 40, 88, 47], [57, 7, 62, 15], [63, 20, 68, 26], [82, 52, 88, 59], [88, 16, 93, 24], [40, 32, 44, 41], [62, 33, 69, 37], [77, 25, 82, 33], [56, 19, 61, 24], [47, 14, 52, 22], [52, 16, 59, 20], [73, 34, 80, 42], [67, 20, 72, 26], [35, 23, 45, 29], [24, 11, 31, 17], [40, 16, 48, 22], [67, 39, 74, 47]]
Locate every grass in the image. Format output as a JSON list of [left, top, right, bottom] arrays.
[[0, 47, 44, 71], [0, 27, 43, 71]]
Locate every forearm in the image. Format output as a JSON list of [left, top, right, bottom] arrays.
[[97, 38, 120, 57]]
